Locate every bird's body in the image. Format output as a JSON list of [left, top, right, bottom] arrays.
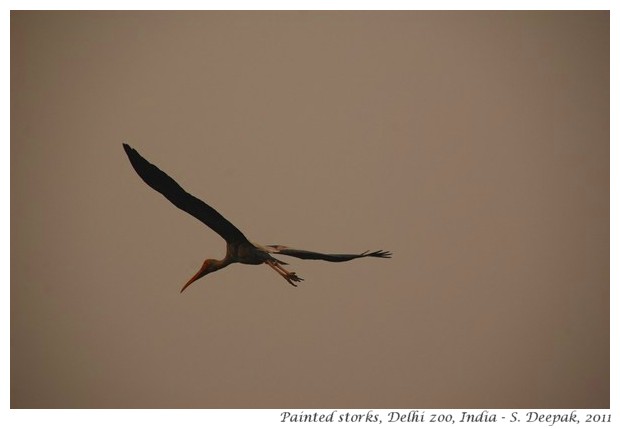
[[122, 143, 391, 292], [226, 241, 266, 265]]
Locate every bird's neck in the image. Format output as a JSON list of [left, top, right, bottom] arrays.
[[213, 256, 233, 271]]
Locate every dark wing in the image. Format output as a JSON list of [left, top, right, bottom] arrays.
[[268, 245, 392, 262], [123, 143, 249, 244]]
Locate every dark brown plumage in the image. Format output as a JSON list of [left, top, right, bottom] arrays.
[[123, 143, 391, 292]]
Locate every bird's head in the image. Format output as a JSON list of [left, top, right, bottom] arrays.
[[180, 259, 221, 293]]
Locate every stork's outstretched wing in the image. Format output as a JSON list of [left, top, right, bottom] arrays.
[[268, 245, 392, 262], [123, 143, 249, 245]]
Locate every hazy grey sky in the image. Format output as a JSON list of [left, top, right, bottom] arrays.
[[11, 11, 609, 408]]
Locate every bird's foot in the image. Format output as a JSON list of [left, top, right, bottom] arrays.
[[287, 272, 304, 284], [266, 260, 304, 287]]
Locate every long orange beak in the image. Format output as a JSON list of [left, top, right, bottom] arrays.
[[180, 264, 209, 294]]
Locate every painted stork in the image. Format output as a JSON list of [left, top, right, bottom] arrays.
[[123, 144, 391, 293]]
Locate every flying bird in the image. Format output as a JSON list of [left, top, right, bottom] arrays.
[[122, 144, 391, 293]]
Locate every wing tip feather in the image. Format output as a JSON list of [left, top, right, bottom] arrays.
[[367, 250, 392, 258]]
